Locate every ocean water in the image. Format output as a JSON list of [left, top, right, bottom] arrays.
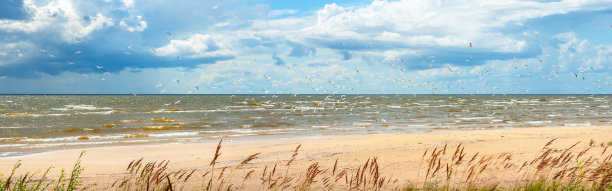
[[1, 94, 611, 156]]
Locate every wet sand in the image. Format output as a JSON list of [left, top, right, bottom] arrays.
[[1, 126, 611, 189]]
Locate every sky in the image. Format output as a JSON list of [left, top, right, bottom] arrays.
[[0, 0, 611, 94]]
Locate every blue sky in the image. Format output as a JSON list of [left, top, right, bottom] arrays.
[[0, 0, 611, 94]]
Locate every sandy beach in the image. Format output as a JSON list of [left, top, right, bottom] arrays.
[[2, 126, 611, 189]]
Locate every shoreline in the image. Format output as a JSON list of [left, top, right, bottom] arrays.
[[0, 124, 581, 159], [1, 126, 611, 189], [0, 126, 612, 158]]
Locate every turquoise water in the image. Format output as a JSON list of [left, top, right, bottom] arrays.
[[1, 94, 611, 156]]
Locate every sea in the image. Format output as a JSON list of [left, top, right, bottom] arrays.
[[1, 94, 611, 157]]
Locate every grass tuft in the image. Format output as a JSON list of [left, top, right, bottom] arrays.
[[2, 139, 611, 190]]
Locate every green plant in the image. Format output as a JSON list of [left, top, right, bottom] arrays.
[[0, 151, 85, 191]]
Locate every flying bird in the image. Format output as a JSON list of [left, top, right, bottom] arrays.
[[96, 66, 107, 73], [74, 50, 82, 54], [570, 72, 578, 78]]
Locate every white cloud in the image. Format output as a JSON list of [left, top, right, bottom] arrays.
[[0, 41, 36, 66], [554, 32, 612, 73], [153, 34, 233, 58], [207, 0, 612, 58], [294, 0, 612, 52], [268, 9, 298, 17], [474, 32, 612, 82], [120, 15, 147, 32], [417, 64, 465, 79], [121, 0, 134, 8], [0, 0, 114, 43]]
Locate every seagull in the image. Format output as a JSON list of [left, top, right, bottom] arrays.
[[305, 75, 313, 83], [75, 50, 82, 54], [570, 72, 578, 78], [263, 74, 271, 80], [96, 66, 107, 73]]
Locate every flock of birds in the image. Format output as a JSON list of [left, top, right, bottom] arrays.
[[1, 28, 610, 94]]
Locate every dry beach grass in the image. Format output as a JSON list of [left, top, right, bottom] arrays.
[[1, 126, 611, 190]]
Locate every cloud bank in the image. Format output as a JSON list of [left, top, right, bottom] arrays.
[[0, 0, 610, 94]]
